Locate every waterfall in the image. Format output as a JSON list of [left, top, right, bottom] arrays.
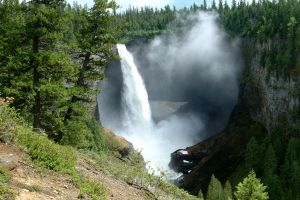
[[105, 44, 201, 176], [117, 44, 152, 130], [100, 13, 239, 177]]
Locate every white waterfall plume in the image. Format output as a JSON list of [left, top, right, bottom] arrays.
[[117, 44, 152, 129], [114, 44, 201, 175], [100, 12, 241, 176]]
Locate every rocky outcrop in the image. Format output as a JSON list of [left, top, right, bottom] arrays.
[[101, 128, 134, 158], [169, 149, 205, 174]]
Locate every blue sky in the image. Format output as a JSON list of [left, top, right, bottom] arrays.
[[67, 0, 202, 9]]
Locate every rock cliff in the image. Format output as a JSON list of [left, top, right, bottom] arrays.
[[244, 43, 300, 131], [170, 41, 300, 194]]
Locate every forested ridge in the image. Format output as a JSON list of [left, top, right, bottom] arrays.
[[119, 0, 300, 75], [0, 0, 300, 199]]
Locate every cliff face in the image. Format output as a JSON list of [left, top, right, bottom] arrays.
[[244, 44, 300, 131], [170, 41, 300, 194]]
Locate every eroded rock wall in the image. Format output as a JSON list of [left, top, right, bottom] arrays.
[[244, 45, 300, 131]]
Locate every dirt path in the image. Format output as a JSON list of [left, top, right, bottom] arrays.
[[0, 142, 151, 200]]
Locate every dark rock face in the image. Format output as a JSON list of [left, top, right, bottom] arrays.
[[240, 40, 300, 132], [169, 149, 206, 174], [169, 103, 267, 195]]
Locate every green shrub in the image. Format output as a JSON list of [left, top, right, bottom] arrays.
[[61, 118, 91, 149], [0, 167, 9, 184], [0, 103, 22, 143], [17, 132, 76, 174], [85, 119, 106, 152], [72, 173, 107, 200], [61, 117, 105, 152], [0, 166, 11, 199], [79, 180, 106, 200]]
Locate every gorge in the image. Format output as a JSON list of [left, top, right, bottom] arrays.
[[2, 0, 300, 199], [99, 12, 242, 175], [99, 10, 300, 197]]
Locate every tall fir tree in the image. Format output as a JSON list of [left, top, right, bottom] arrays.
[[25, 0, 76, 134], [235, 171, 269, 200], [206, 174, 225, 200], [60, 0, 119, 143], [224, 180, 233, 200], [211, 0, 217, 10], [263, 144, 277, 177], [245, 137, 261, 172]]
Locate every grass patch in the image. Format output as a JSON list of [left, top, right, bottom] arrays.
[[82, 151, 198, 200], [28, 184, 42, 192], [17, 131, 76, 174], [0, 166, 13, 200], [72, 174, 107, 200]]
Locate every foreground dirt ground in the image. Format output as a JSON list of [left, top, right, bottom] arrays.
[[0, 142, 150, 200]]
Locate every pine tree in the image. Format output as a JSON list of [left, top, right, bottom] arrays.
[[219, 0, 224, 12], [232, 0, 237, 9], [206, 174, 225, 200], [203, 0, 207, 10], [234, 170, 269, 200], [60, 0, 119, 142], [211, 0, 217, 10], [24, 0, 77, 134], [0, 0, 76, 135], [198, 189, 204, 200], [245, 137, 261, 171], [224, 181, 233, 200], [263, 174, 283, 200], [0, 0, 26, 103], [263, 144, 277, 176], [291, 161, 300, 197], [283, 138, 300, 185], [262, 145, 281, 200]]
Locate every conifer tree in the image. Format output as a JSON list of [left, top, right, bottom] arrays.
[[198, 189, 204, 200], [60, 0, 119, 142], [263, 144, 277, 176], [235, 171, 269, 200], [263, 174, 283, 200], [232, 0, 236, 9], [211, 0, 217, 10], [224, 180, 233, 200], [206, 174, 225, 200], [203, 0, 207, 10], [283, 138, 300, 184], [25, 0, 76, 134], [218, 0, 224, 12], [245, 137, 261, 171]]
